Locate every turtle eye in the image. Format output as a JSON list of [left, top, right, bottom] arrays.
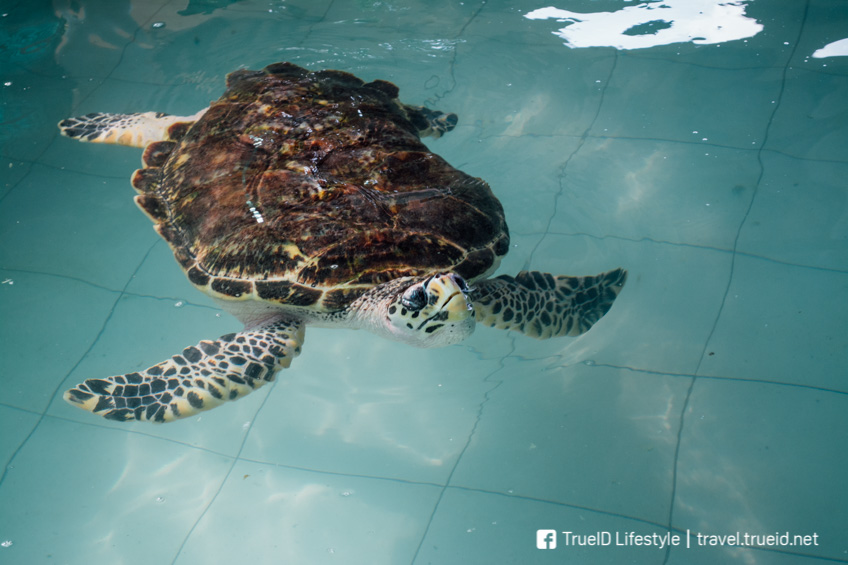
[[401, 285, 428, 311], [454, 275, 469, 292]]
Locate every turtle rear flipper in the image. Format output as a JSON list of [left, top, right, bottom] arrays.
[[58, 109, 206, 147], [63, 319, 304, 423], [473, 268, 627, 338]]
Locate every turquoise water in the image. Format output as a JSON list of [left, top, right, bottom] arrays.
[[1, 0, 846, 563]]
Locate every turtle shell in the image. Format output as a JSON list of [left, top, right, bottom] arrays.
[[133, 62, 509, 312]]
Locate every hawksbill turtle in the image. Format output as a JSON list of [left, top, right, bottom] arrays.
[[58, 62, 626, 423]]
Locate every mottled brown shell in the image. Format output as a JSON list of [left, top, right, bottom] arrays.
[[132, 62, 509, 311]]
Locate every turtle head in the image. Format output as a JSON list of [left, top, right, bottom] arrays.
[[376, 273, 475, 348]]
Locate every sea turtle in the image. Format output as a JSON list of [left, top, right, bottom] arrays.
[[58, 62, 626, 424]]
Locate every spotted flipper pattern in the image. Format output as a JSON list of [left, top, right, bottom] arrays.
[[473, 268, 627, 338], [58, 109, 206, 148], [63, 319, 304, 423], [404, 105, 458, 138]]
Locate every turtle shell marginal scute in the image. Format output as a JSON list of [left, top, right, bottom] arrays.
[[134, 62, 509, 312], [143, 141, 176, 168]]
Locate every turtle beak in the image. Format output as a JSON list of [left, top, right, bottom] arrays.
[[426, 273, 473, 320]]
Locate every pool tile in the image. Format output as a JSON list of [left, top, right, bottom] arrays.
[[548, 138, 761, 247], [53, 3, 140, 78], [415, 484, 671, 565], [464, 136, 579, 235], [737, 153, 848, 271], [0, 405, 40, 471], [671, 378, 847, 562], [241, 328, 500, 484], [0, 157, 31, 200], [450, 363, 690, 526], [0, 72, 82, 162], [0, 164, 158, 288], [0, 269, 117, 413], [109, 14, 312, 86], [699, 256, 847, 391], [0, 417, 231, 564], [665, 544, 836, 565], [594, 58, 784, 149], [765, 69, 848, 163], [451, 41, 616, 139], [175, 459, 441, 565]]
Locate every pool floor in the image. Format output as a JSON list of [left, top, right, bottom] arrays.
[[1, 0, 846, 563]]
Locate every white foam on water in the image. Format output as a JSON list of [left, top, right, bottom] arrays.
[[812, 37, 848, 58], [525, 0, 763, 50]]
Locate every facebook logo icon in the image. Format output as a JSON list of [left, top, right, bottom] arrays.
[[537, 529, 557, 549]]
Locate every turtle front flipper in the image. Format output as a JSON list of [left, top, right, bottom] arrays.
[[473, 269, 627, 339], [404, 105, 458, 138], [58, 109, 206, 147], [63, 319, 304, 423]]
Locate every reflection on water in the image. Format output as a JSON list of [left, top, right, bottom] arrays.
[[525, 0, 763, 50], [813, 37, 848, 58]]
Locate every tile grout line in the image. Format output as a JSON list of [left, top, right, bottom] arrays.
[[582, 362, 848, 396], [409, 336, 516, 565], [167, 377, 281, 564], [8, 128, 848, 174], [422, 0, 486, 109], [0, 0, 162, 482], [522, 50, 619, 270], [523, 231, 848, 275], [408, 4, 514, 563], [6, 338, 842, 490], [2, 0, 234, 557], [4, 123, 845, 206], [0, 240, 159, 488], [0, 0, 170, 205], [660, 3, 811, 563], [1, 0, 180, 204], [292, 0, 336, 49], [168, 1, 343, 562], [0, 266, 223, 309], [4, 4, 838, 563]]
